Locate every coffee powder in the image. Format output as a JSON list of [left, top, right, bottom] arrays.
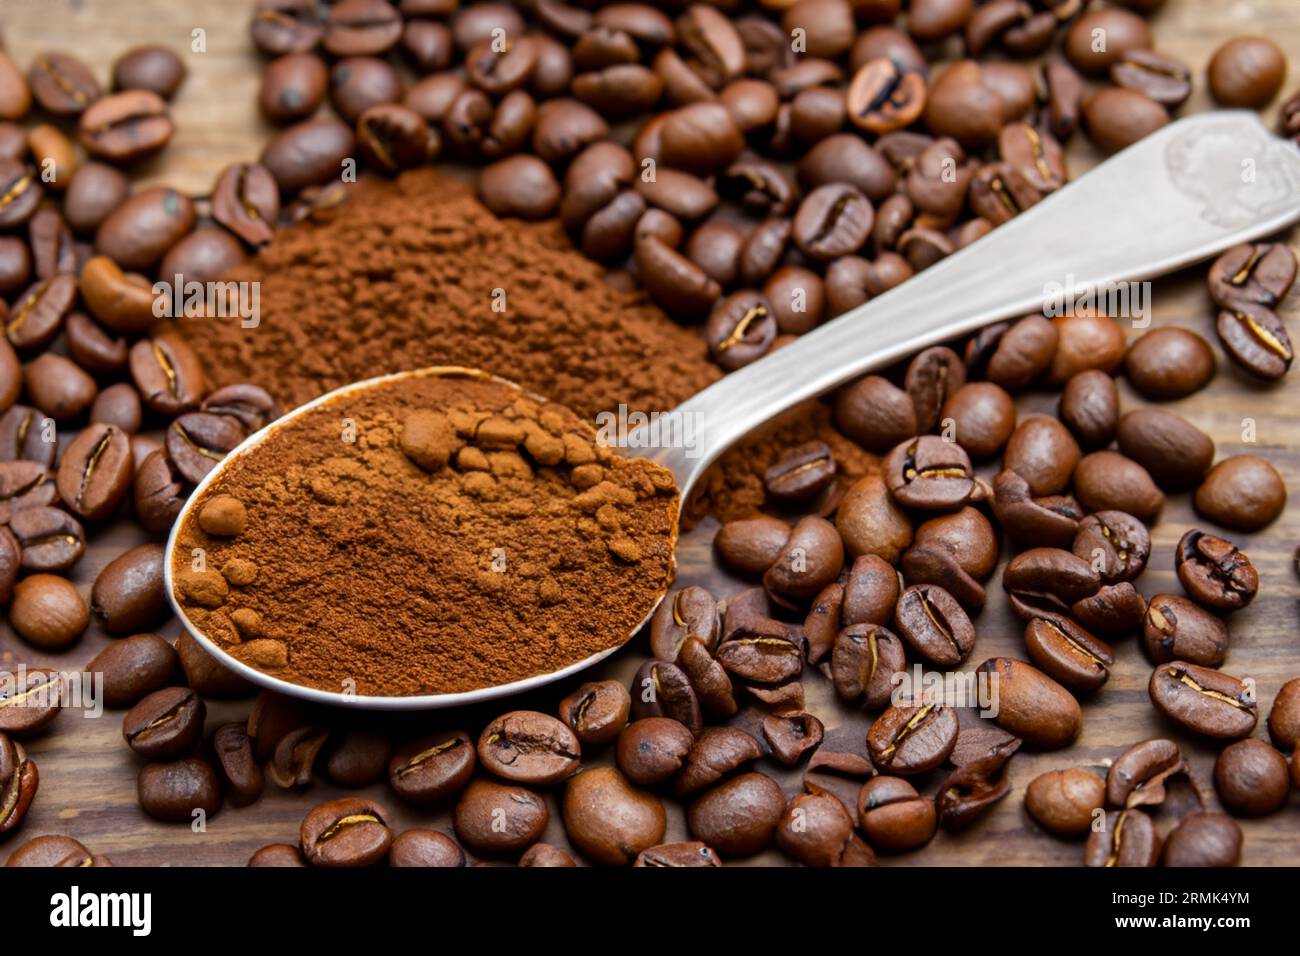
[[171, 369, 679, 696], [178, 169, 876, 522]]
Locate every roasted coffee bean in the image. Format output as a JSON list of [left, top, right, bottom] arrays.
[[78, 257, 155, 335], [1106, 737, 1187, 810], [776, 789, 873, 868], [1195, 455, 1286, 532], [389, 829, 466, 868], [0, 159, 41, 230], [0, 54, 30, 121], [0, 460, 55, 523], [133, 450, 187, 537], [64, 162, 130, 236], [29, 207, 76, 277], [617, 717, 693, 785], [884, 435, 983, 511], [1024, 616, 1114, 693], [935, 736, 1020, 831], [563, 767, 665, 865], [1161, 812, 1241, 867], [1150, 662, 1257, 740], [201, 384, 280, 435], [300, 796, 391, 866], [1217, 304, 1293, 380], [1268, 677, 1300, 751], [714, 516, 790, 577], [0, 668, 62, 735], [268, 726, 329, 787], [894, 584, 974, 667], [857, 776, 936, 851], [804, 576, 846, 660], [260, 53, 328, 124], [991, 469, 1081, 548], [634, 841, 721, 867], [998, 122, 1065, 196], [0, 732, 37, 834], [9, 506, 82, 572], [0, 238, 31, 299], [762, 515, 844, 604], [400, 18, 453, 74], [922, 60, 1002, 149], [1111, 49, 1192, 107], [95, 186, 195, 271], [28, 52, 100, 117], [138, 755, 222, 823], [682, 221, 743, 286], [250, 0, 323, 55], [1124, 327, 1215, 400], [705, 290, 776, 371], [1208, 36, 1286, 108], [176, 632, 255, 699], [1072, 511, 1150, 583], [629, 667, 703, 741], [358, 103, 430, 174], [833, 376, 918, 453], [559, 680, 630, 747], [977, 658, 1081, 749], [24, 353, 97, 421], [56, 423, 132, 522], [636, 167, 717, 222], [831, 623, 906, 709], [1004, 415, 1080, 498], [165, 412, 244, 484], [330, 56, 402, 126], [716, 628, 803, 687], [1115, 409, 1214, 492], [1083, 808, 1159, 867], [762, 711, 824, 766], [969, 161, 1041, 225], [939, 381, 1015, 459], [0, 405, 56, 468], [867, 703, 958, 774], [843, 554, 902, 627], [1065, 8, 1151, 74], [245, 692, 311, 764], [454, 778, 547, 855], [649, 585, 719, 660], [211, 163, 280, 248], [1047, 312, 1127, 384], [91, 543, 166, 635], [796, 134, 894, 203], [1175, 529, 1257, 611], [260, 118, 356, 194], [86, 633, 178, 709], [323, 729, 390, 788], [1073, 451, 1164, 521], [1142, 593, 1227, 668], [792, 184, 872, 262], [836, 472, 914, 564], [1072, 582, 1147, 639], [1083, 87, 1168, 153], [388, 730, 474, 803], [1004, 547, 1100, 618], [91, 382, 143, 434], [113, 44, 186, 100], [323, 0, 403, 57], [4, 834, 109, 867], [977, 315, 1057, 391], [902, 508, 997, 611], [676, 636, 737, 718], [477, 711, 580, 786], [846, 58, 926, 135], [64, 312, 126, 376], [735, 216, 791, 288], [673, 727, 764, 797], [1214, 738, 1289, 817], [78, 90, 173, 163], [1025, 768, 1105, 837], [687, 772, 784, 858], [7, 274, 76, 351], [247, 843, 307, 867], [635, 234, 721, 320], [788, 85, 845, 144], [763, 441, 835, 505], [1208, 242, 1297, 311], [905, 346, 965, 434], [123, 686, 204, 759]]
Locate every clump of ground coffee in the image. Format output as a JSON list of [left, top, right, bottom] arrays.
[[171, 369, 679, 696]]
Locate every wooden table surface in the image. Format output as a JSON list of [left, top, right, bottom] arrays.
[[2, 0, 1299, 867]]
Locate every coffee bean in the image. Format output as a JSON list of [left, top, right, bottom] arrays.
[[323, 0, 403, 57], [940, 381, 1015, 459], [0, 667, 62, 735], [977, 657, 1081, 749], [761, 441, 835, 506], [1111, 49, 1192, 107], [1116, 409, 1214, 493], [1083, 808, 1159, 866], [777, 789, 875, 867], [176, 632, 256, 699], [53, 422, 131, 523], [91, 542, 167, 634], [1268, 678, 1300, 751], [1162, 811, 1242, 867], [734, 215, 791, 288], [1003, 547, 1101, 620], [893, 584, 974, 667], [28, 51, 100, 117], [868, 703, 958, 774], [924, 60, 1003, 149], [1214, 738, 1289, 817], [0, 159, 41, 231], [1208, 242, 1297, 311], [673, 726, 763, 798], [935, 734, 1020, 831], [1208, 36, 1286, 107], [1196, 455, 1286, 532], [1072, 580, 1146, 639], [1065, 8, 1151, 74], [0, 732, 37, 834], [634, 841, 722, 867], [10, 573, 87, 650], [390, 829, 466, 867], [833, 376, 918, 453], [1024, 616, 1114, 693], [763, 514, 843, 604], [676, 636, 736, 718], [29, 207, 76, 276], [843, 554, 902, 627], [209, 163, 280, 248], [319, 729, 389, 789], [1083, 87, 1168, 153], [387, 730, 474, 803], [78, 90, 173, 163], [23, 354, 96, 422], [845, 58, 926, 135], [260, 118, 357, 194], [133, 449, 187, 536], [975, 315, 1057, 391], [7, 274, 76, 351], [0, 239, 30, 299], [113, 45, 186, 100], [1216, 304, 1293, 381], [1124, 327, 1215, 400], [855, 776, 935, 851], [831, 623, 905, 709], [300, 796, 391, 866], [247, 843, 307, 867], [562, 766, 665, 866], [0, 53, 30, 121], [64, 163, 130, 235], [251, 0, 324, 55], [616, 717, 693, 785], [883, 435, 984, 511], [87, 633, 178, 709], [796, 134, 895, 203], [90, 383, 142, 434], [0, 460, 55, 522], [4, 834, 109, 867], [836, 473, 914, 564], [138, 755, 222, 823], [260, 53, 327, 124], [761, 711, 824, 766], [716, 624, 804, 687], [454, 778, 548, 855], [123, 686, 204, 759], [1106, 737, 1187, 810], [165, 412, 244, 484], [1073, 451, 1164, 521], [715, 516, 791, 579], [687, 772, 785, 858], [1048, 312, 1128, 384], [9, 505, 80, 573], [902, 508, 997, 610], [95, 186, 195, 271], [558, 680, 630, 747], [631, 660, 703, 735], [1175, 529, 1257, 612], [1025, 768, 1104, 837], [77, 257, 153, 335], [905, 345, 965, 433], [648, 586, 719, 663], [1060, 368, 1121, 446], [267, 725, 328, 788], [1072, 510, 1150, 584], [201, 384, 280, 434], [1143, 591, 1229, 667], [477, 711, 581, 786], [400, 18, 453, 74], [791, 184, 872, 262], [1150, 662, 1257, 740]]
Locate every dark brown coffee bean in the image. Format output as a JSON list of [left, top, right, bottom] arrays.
[[714, 516, 790, 578], [331, 56, 402, 125], [95, 186, 195, 270], [300, 795, 392, 866], [1208, 36, 1286, 108], [883, 435, 983, 511], [260, 118, 356, 194], [137, 755, 222, 823], [90, 382, 142, 434], [1025, 768, 1104, 837], [388, 730, 475, 804], [400, 19, 453, 74], [0, 404, 56, 468], [1216, 304, 1293, 381], [1004, 546, 1101, 618], [1071, 580, 1146, 639], [6, 274, 76, 351], [1268, 678, 1300, 751], [211, 163, 280, 248], [843, 555, 902, 627], [762, 441, 835, 505], [1024, 616, 1114, 693], [0, 55, 30, 122], [165, 412, 243, 484], [763, 515, 844, 604], [0, 159, 41, 230], [634, 841, 722, 867], [634, 234, 721, 321], [762, 711, 824, 766], [792, 184, 873, 262], [1059, 370, 1118, 448], [1005, 417, 1079, 498], [1195, 455, 1286, 531], [247, 843, 307, 867], [671, 726, 763, 798], [763, 266, 825, 335], [1214, 738, 1289, 816], [687, 772, 784, 858], [563, 766, 666, 865], [1124, 327, 1215, 400], [133, 449, 187, 536], [28, 52, 100, 117], [831, 623, 906, 710], [777, 789, 874, 867], [319, 729, 389, 789], [718, 160, 795, 218], [260, 53, 328, 124], [324, 0, 403, 57], [209, 722, 263, 806], [1073, 451, 1164, 521], [902, 507, 997, 611], [0, 667, 62, 735], [1143, 593, 1228, 668], [894, 584, 974, 667], [264, 725, 327, 788], [1161, 812, 1241, 867], [1150, 661, 1257, 740], [1175, 529, 1257, 611], [477, 711, 580, 786], [977, 657, 1081, 749], [923, 60, 1002, 150], [716, 626, 803, 687], [735, 216, 791, 288], [453, 778, 547, 855], [63, 164, 128, 237], [478, 154, 559, 220], [905, 345, 965, 434], [0, 237, 32, 297], [158, 227, 247, 286], [676, 636, 736, 719], [1049, 313, 1128, 386], [23, 354, 96, 422], [9, 506, 82, 572], [53, 422, 130, 522], [78, 90, 173, 163], [1208, 242, 1297, 311], [804, 578, 845, 662], [29, 208, 76, 279], [617, 717, 692, 785], [1106, 737, 1187, 810], [86, 632, 178, 709], [868, 703, 958, 774], [649, 585, 719, 661], [559, 680, 630, 747], [387, 829, 465, 867], [977, 315, 1057, 392], [113, 45, 186, 100], [63, 314, 125, 378], [0, 732, 37, 834], [1072, 510, 1150, 584], [833, 376, 917, 453], [1111, 49, 1192, 107], [836, 473, 914, 564], [1083, 808, 1159, 866], [123, 686, 204, 759], [1083, 87, 1168, 153], [251, 0, 324, 55], [0, 460, 55, 523], [968, 161, 1041, 225], [91, 542, 166, 634]]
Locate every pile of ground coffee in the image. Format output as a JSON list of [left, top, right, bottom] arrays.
[[178, 169, 875, 521], [171, 369, 679, 696]]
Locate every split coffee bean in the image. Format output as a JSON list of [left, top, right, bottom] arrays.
[[213, 722, 265, 806], [4, 835, 101, 868], [85, 633, 178, 708], [1214, 738, 1290, 816], [1161, 812, 1241, 867], [831, 624, 905, 710], [558, 680, 630, 747], [0, 732, 37, 834], [300, 796, 392, 867], [1216, 305, 1294, 380], [123, 686, 205, 759], [130, 332, 206, 415], [478, 711, 581, 786], [268, 726, 329, 788], [453, 779, 548, 855], [934, 737, 1019, 830], [977, 658, 1081, 749], [1083, 809, 1159, 867], [676, 637, 737, 718], [1149, 662, 1257, 740], [673, 727, 763, 797], [905, 346, 965, 433], [1208, 242, 1297, 311], [763, 441, 835, 504], [137, 755, 222, 823], [1143, 594, 1229, 668], [867, 703, 958, 774], [166, 412, 245, 484], [1024, 617, 1114, 693], [761, 711, 824, 765], [9, 506, 83, 572], [705, 291, 776, 371], [1106, 738, 1188, 809], [1072, 511, 1150, 583], [563, 766, 665, 866], [884, 435, 983, 511], [649, 586, 720, 661], [687, 772, 785, 858], [857, 776, 937, 851], [990, 469, 1081, 548], [78, 90, 174, 163], [630, 660, 703, 736], [1175, 529, 1257, 611], [0, 668, 62, 735], [388, 730, 475, 803], [894, 584, 975, 667], [1025, 768, 1104, 837]]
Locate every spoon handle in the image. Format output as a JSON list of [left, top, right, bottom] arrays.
[[652, 111, 1300, 494]]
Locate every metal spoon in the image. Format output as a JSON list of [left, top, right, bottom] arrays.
[[167, 112, 1300, 709]]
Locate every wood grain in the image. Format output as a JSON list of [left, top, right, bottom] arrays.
[[2, 0, 1299, 867]]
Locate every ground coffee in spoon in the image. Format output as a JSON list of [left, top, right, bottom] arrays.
[[171, 369, 678, 697]]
